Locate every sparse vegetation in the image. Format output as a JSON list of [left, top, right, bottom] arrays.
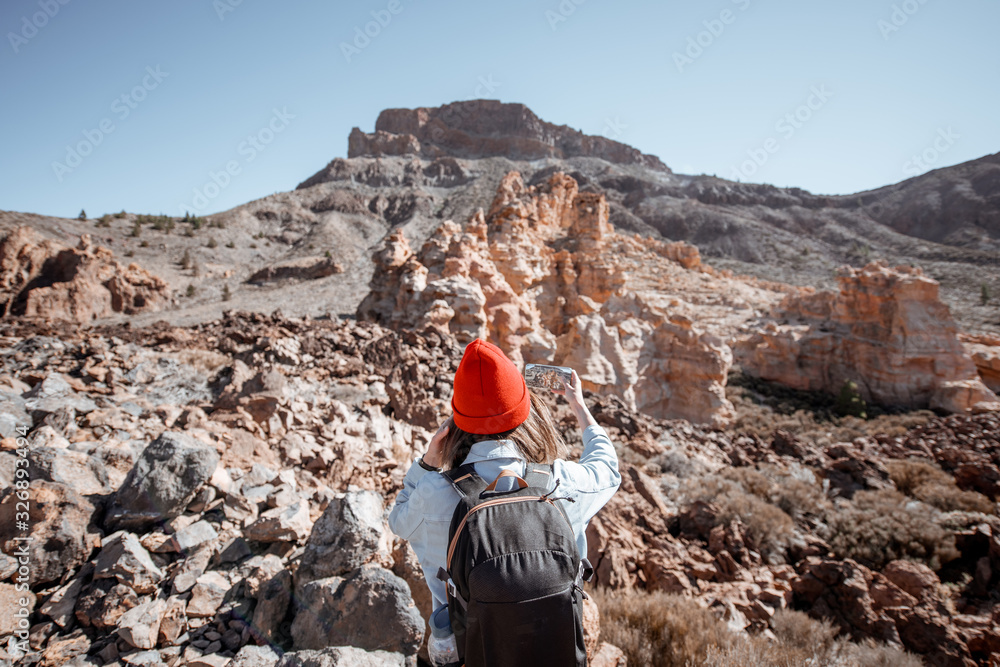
[[591, 588, 735, 667], [594, 590, 923, 667], [225, 241, 235, 248], [206, 237, 217, 249], [222, 284, 231, 301], [835, 380, 867, 419], [982, 283, 991, 306], [682, 474, 797, 560], [180, 250, 191, 270], [114, 210, 126, 219], [826, 488, 960, 570], [705, 609, 923, 666], [139, 240, 149, 248], [185, 284, 196, 297], [728, 371, 932, 446], [130, 222, 141, 237], [886, 459, 994, 514]]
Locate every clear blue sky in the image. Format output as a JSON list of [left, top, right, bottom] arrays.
[[2, 0, 998, 218]]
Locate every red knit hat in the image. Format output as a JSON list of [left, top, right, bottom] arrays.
[[451, 339, 530, 435]]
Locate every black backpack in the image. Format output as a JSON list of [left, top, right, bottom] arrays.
[[436, 462, 592, 667]]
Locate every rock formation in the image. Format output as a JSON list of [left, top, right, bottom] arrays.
[[962, 333, 1000, 393], [343, 100, 669, 171], [0, 226, 173, 324], [359, 170, 741, 426], [736, 261, 1000, 413]]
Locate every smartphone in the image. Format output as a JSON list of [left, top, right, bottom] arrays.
[[524, 364, 574, 391]]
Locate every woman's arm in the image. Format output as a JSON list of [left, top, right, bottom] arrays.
[[387, 420, 450, 539], [552, 370, 621, 520]]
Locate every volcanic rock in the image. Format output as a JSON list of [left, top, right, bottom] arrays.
[[105, 430, 220, 531], [290, 565, 423, 655], [737, 261, 1000, 413], [343, 100, 668, 171], [0, 226, 173, 323], [0, 479, 100, 586], [359, 170, 741, 425], [276, 645, 405, 666], [296, 490, 391, 586]]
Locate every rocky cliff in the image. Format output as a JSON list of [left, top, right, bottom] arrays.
[[356, 170, 784, 427], [0, 226, 174, 324], [736, 261, 1000, 413], [344, 100, 669, 171]]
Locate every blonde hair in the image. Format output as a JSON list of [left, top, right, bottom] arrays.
[[441, 390, 567, 470]]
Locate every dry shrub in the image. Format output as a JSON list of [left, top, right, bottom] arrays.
[[727, 373, 934, 447], [840, 640, 924, 667], [683, 474, 797, 560], [704, 610, 923, 667], [826, 488, 960, 570], [770, 609, 839, 654], [720, 465, 828, 521], [590, 587, 734, 667], [886, 458, 994, 514]]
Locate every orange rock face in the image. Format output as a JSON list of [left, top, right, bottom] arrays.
[[737, 261, 1000, 413], [960, 333, 1000, 394], [0, 226, 173, 324], [359, 171, 740, 426]]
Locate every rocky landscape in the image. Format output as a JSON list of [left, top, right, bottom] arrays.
[[0, 101, 999, 666]]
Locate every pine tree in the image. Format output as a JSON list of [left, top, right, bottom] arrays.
[[78, 209, 87, 220]]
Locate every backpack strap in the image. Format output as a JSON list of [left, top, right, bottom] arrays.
[[523, 462, 554, 489], [441, 463, 488, 498]]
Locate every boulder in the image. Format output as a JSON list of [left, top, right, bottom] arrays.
[[276, 646, 405, 667], [105, 430, 220, 531], [296, 491, 389, 586], [233, 645, 283, 667], [187, 571, 231, 618], [0, 582, 36, 635], [116, 597, 167, 650], [290, 566, 422, 655], [0, 479, 100, 586], [74, 579, 139, 629], [245, 501, 312, 543], [251, 569, 293, 646], [27, 446, 110, 495], [93, 532, 164, 594]]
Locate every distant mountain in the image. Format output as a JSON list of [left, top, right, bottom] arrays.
[[2, 100, 997, 334]]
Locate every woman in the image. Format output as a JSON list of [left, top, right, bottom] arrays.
[[388, 338, 622, 659]]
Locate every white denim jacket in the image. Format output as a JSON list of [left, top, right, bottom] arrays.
[[387, 424, 621, 611]]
